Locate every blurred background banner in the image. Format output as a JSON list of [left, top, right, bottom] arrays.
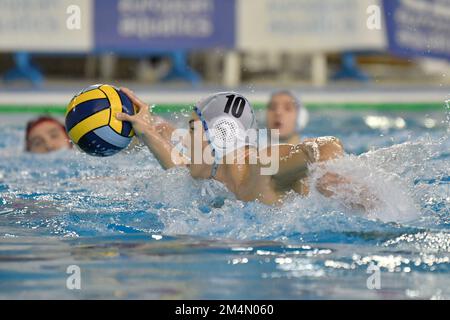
[[383, 0, 450, 60], [0, 0, 92, 52], [94, 0, 235, 51], [237, 0, 386, 52], [0, 0, 449, 88]]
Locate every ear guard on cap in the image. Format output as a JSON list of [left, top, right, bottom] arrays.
[[297, 106, 309, 131], [209, 116, 246, 154]]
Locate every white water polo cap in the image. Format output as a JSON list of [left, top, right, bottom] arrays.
[[193, 92, 257, 173]]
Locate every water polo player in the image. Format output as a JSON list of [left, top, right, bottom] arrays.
[[25, 116, 72, 154], [115, 88, 354, 206], [266, 90, 309, 145]]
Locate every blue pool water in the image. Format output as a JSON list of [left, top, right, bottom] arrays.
[[0, 108, 449, 299]]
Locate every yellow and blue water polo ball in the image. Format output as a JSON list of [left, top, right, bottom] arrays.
[[65, 84, 135, 157]]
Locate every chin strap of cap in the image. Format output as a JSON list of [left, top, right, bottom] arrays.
[[193, 106, 219, 179]]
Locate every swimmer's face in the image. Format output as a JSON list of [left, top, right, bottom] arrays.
[[187, 112, 214, 179], [27, 121, 71, 154], [267, 93, 298, 140]]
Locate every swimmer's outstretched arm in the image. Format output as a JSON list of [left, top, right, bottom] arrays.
[[302, 137, 377, 211], [270, 138, 344, 187], [273, 137, 343, 183], [269, 144, 314, 185], [116, 88, 188, 169]]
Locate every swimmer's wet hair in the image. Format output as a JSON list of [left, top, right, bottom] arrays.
[[269, 90, 302, 110]]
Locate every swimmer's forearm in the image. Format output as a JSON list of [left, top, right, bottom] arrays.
[[272, 145, 312, 183], [316, 172, 377, 211], [140, 128, 187, 169], [154, 117, 177, 141], [276, 137, 344, 182]]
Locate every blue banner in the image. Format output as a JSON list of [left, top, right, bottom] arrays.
[[383, 0, 450, 60], [95, 0, 235, 52]]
